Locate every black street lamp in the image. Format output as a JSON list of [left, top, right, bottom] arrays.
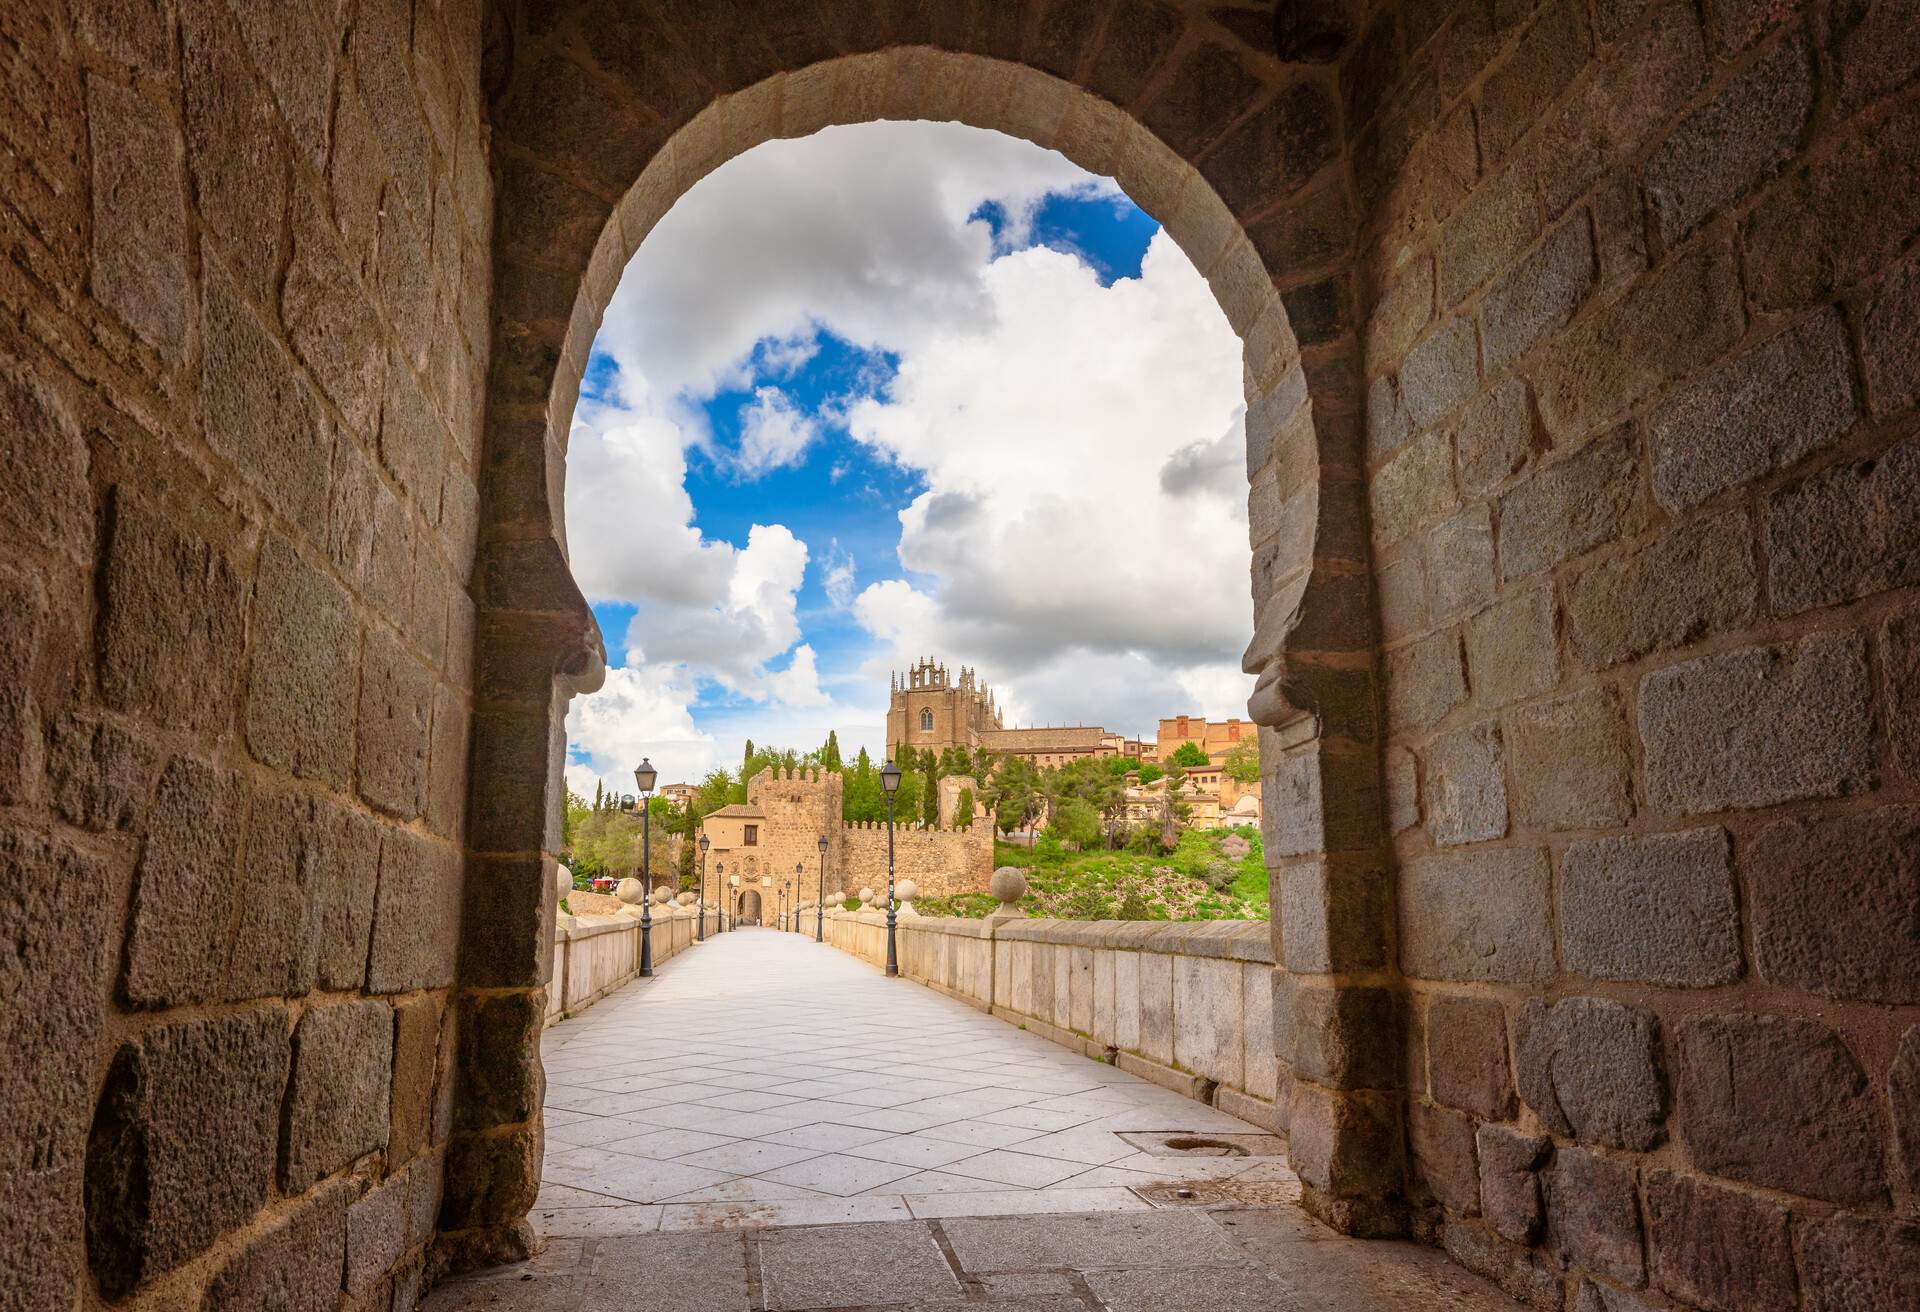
[[697, 833, 710, 942], [793, 861, 804, 933], [881, 758, 901, 977], [778, 884, 787, 931], [633, 759, 657, 976], [814, 834, 828, 943]]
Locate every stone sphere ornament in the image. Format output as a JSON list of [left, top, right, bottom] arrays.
[[555, 864, 573, 899], [616, 878, 645, 905], [990, 867, 1028, 915], [896, 879, 919, 904], [859, 887, 875, 905]]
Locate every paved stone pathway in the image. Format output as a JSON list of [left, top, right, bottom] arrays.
[[428, 928, 1524, 1310]]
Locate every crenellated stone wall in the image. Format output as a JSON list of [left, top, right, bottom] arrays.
[[840, 819, 995, 899]]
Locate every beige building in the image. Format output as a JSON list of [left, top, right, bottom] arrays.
[[1153, 714, 1254, 765], [886, 657, 1145, 767]]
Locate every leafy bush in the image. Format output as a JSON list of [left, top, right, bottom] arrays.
[[1201, 859, 1237, 892]]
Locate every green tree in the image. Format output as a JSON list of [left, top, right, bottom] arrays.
[[1169, 741, 1211, 768], [743, 738, 755, 765], [821, 729, 843, 770], [922, 765, 942, 826], [1135, 762, 1165, 785], [1050, 797, 1102, 848], [953, 786, 975, 828], [1222, 740, 1260, 783]]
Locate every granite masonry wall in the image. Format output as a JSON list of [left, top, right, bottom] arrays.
[[1350, 0, 1920, 1304]]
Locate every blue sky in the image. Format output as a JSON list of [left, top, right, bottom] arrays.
[[563, 123, 1249, 794]]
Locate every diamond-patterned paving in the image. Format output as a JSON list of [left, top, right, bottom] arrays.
[[530, 928, 1285, 1234], [429, 929, 1525, 1310]]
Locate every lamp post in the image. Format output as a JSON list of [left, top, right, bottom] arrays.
[[814, 834, 827, 942], [697, 833, 710, 941], [793, 862, 804, 933], [778, 884, 787, 931], [881, 758, 901, 977], [727, 873, 738, 930], [632, 759, 657, 976]]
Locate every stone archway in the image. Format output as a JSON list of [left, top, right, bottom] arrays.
[[450, 4, 1393, 1267], [738, 890, 764, 927]]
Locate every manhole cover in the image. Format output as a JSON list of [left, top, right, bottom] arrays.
[[1139, 1179, 1303, 1207], [1119, 1131, 1289, 1158]]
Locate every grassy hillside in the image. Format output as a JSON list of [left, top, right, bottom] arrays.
[[912, 826, 1268, 922]]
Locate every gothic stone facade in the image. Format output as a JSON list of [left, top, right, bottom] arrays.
[[4, 1, 1918, 1309]]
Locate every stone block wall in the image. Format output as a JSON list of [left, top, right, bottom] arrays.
[[0, 0, 490, 1305], [1352, 0, 1920, 1302], [841, 821, 996, 898]]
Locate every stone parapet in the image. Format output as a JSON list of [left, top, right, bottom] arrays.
[[823, 911, 1282, 1134]]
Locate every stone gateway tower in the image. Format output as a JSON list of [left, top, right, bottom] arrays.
[[5, 1, 1918, 1309]]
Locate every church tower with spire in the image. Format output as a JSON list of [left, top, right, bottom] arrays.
[[885, 657, 1003, 756]]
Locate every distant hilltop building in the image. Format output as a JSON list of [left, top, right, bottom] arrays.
[[886, 657, 1144, 767], [1153, 714, 1253, 765]]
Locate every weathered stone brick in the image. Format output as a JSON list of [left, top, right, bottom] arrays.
[[122, 755, 245, 1007], [1367, 255, 1434, 368], [101, 490, 244, 736], [1649, 307, 1858, 512], [1745, 95, 1920, 309], [369, 480, 416, 621], [1372, 429, 1457, 547], [1378, 553, 1426, 642], [0, 829, 111, 1310], [226, 0, 333, 167], [46, 709, 159, 831], [1767, 433, 1920, 615], [284, 194, 384, 437], [181, 0, 286, 302], [1896, 1025, 1920, 1202], [1529, 241, 1741, 444], [1288, 1083, 1404, 1201], [1896, 607, 1920, 781], [1477, 1124, 1548, 1245], [1466, 582, 1558, 709], [1400, 316, 1481, 433], [1280, 859, 1393, 974], [1505, 686, 1632, 828], [0, 563, 45, 807], [358, 627, 432, 819], [1496, 426, 1645, 579], [1386, 745, 1419, 832], [1545, 1146, 1645, 1287], [1479, 0, 1592, 165], [1424, 721, 1508, 845], [1639, 630, 1873, 814], [284, 1000, 392, 1191], [1865, 248, 1920, 416], [1643, 1169, 1795, 1312], [381, 351, 447, 518], [1411, 1101, 1481, 1215], [427, 683, 469, 840], [1446, 1217, 1566, 1310], [203, 255, 332, 536], [345, 1169, 410, 1297], [0, 364, 92, 565], [1674, 1013, 1886, 1205], [202, 1178, 351, 1312], [1559, 828, 1740, 987], [1428, 995, 1514, 1118], [1795, 1212, 1920, 1312], [390, 996, 442, 1166], [1439, 156, 1542, 307], [1516, 997, 1666, 1150], [1386, 629, 1467, 732], [369, 828, 461, 993], [1564, 508, 1756, 670], [1829, 0, 1920, 113], [246, 537, 358, 788], [455, 990, 549, 1133], [1644, 32, 1812, 244], [1746, 806, 1920, 1005], [1481, 212, 1594, 371], [73, 0, 171, 70], [1427, 504, 1495, 620], [1453, 376, 1535, 499], [84, 1009, 290, 1296], [1400, 848, 1554, 983], [1528, 0, 1707, 216], [87, 76, 189, 355], [226, 785, 327, 1001]]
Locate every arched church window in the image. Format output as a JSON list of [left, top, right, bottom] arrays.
[[920, 709, 934, 732]]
